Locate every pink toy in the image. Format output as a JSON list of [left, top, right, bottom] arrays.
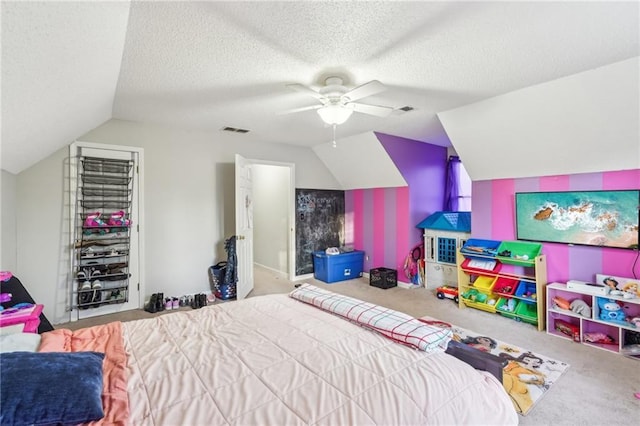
[[0, 293, 12, 303], [84, 212, 107, 228], [0, 271, 12, 281], [0, 304, 43, 333], [108, 210, 131, 227]]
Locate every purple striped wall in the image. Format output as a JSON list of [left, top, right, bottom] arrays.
[[345, 134, 447, 275], [472, 169, 640, 283]]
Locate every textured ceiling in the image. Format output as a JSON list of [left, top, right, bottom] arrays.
[[2, 1, 639, 174]]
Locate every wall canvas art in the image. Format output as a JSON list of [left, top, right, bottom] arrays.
[[515, 190, 639, 250]]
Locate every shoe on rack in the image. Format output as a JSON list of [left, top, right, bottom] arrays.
[[91, 269, 102, 289], [172, 297, 179, 310], [78, 291, 91, 309], [77, 269, 92, 290], [200, 293, 207, 308], [108, 210, 132, 227], [109, 290, 121, 301], [164, 298, 173, 310], [91, 289, 102, 308], [144, 293, 158, 313], [85, 212, 107, 228]]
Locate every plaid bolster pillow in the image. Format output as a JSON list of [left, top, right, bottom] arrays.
[[289, 283, 452, 353]]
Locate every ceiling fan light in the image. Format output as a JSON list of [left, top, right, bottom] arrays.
[[317, 105, 353, 125]]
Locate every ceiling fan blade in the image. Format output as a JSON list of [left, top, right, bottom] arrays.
[[286, 83, 326, 101], [350, 102, 394, 117], [342, 80, 386, 102], [277, 104, 322, 115]]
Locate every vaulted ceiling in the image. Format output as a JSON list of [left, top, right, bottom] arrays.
[[2, 1, 638, 174]]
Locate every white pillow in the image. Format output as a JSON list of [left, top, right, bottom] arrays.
[[0, 332, 42, 353]]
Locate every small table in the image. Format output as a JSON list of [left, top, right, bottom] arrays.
[[0, 304, 44, 334]]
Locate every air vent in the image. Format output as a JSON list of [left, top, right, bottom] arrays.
[[221, 126, 250, 133], [398, 106, 414, 112]]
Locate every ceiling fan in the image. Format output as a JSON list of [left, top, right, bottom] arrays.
[[281, 77, 395, 125]]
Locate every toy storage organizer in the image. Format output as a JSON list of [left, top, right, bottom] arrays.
[[546, 282, 640, 356], [71, 157, 134, 311], [457, 239, 547, 331], [313, 250, 365, 283]]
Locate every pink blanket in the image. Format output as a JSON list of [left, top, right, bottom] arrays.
[[39, 322, 129, 426]]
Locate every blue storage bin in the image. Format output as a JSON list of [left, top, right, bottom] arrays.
[[515, 280, 537, 304], [460, 239, 502, 260], [313, 250, 365, 283]]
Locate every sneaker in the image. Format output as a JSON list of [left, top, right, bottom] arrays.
[[91, 289, 102, 308], [78, 291, 91, 309], [77, 269, 92, 290], [164, 298, 172, 310], [91, 269, 102, 289], [172, 297, 179, 309]]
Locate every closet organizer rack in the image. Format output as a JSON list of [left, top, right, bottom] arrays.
[[71, 157, 133, 311]]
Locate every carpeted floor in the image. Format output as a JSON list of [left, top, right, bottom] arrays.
[[57, 265, 640, 425]]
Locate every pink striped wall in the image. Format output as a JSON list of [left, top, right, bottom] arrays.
[[472, 169, 640, 284], [345, 187, 411, 274]]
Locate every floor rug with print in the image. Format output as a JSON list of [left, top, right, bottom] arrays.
[[420, 316, 570, 416]]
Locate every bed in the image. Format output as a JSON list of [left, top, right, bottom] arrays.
[[0, 284, 518, 425]]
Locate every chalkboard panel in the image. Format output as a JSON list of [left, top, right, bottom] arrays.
[[296, 189, 345, 275]]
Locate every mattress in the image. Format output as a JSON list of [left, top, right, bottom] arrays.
[[122, 291, 518, 425]]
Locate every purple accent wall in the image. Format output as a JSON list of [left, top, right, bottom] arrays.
[[344, 134, 448, 279], [376, 132, 448, 243]]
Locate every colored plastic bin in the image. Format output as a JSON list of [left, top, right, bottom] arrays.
[[496, 241, 542, 266], [461, 258, 503, 274], [472, 275, 496, 291], [515, 300, 538, 324], [492, 277, 518, 296], [461, 288, 498, 313], [515, 280, 538, 303], [496, 297, 519, 319], [460, 239, 501, 260], [313, 250, 365, 283]]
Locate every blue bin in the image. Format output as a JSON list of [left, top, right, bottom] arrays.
[[313, 250, 365, 283], [460, 239, 502, 260]]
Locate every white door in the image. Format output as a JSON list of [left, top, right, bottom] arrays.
[[235, 154, 254, 300], [70, 142, 144, 319]]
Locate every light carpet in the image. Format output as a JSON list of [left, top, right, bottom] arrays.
[[421, 316, 570, 416]]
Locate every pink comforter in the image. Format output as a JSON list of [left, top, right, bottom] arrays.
[[39, 321, 129, 426]]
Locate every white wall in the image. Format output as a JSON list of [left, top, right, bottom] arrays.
[[1, 170, 18, 271], [438, 57, 640, 180], [313, 132, 406, 190], [14, 119, 340, 324], [252, 164, 290, 274]]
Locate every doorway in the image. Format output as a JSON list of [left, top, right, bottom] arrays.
[[234, 157, 295, 299]]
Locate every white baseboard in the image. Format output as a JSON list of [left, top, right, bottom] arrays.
[[254, 262, 288, 277]]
